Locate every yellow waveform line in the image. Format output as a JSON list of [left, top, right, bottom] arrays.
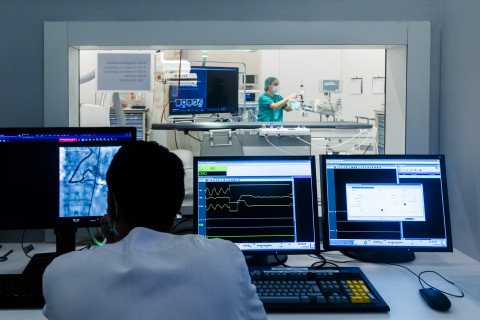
[[207, 194, 292, 201], [206, 201, 293, 213], [206, 184, 290, 197]]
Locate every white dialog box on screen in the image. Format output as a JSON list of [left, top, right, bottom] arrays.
[[346, 184, 425, 221]]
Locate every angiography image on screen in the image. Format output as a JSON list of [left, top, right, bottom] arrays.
[[59, 146, 120, 219]]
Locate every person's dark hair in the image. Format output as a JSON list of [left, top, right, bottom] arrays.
[[106, 141, 184, 232]]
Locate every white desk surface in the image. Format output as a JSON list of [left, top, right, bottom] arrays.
[[1, 243, 480, 319]]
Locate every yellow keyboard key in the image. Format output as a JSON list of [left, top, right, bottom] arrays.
[[350, 296, 364, 303]]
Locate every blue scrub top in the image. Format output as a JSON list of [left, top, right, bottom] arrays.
[[257, 93, 286, 122]]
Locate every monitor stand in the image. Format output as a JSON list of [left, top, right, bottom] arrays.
[[341, 249, 415, 263], [244, 254, 288, 267], [22, 227, 77, 276]]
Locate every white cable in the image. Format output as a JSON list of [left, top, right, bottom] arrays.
[[297, 130, 369, 151], [296, 136, 328, 149], [326, 130, 369, 149], [264, 136, 297, 155], [345, 130, 376, 154]]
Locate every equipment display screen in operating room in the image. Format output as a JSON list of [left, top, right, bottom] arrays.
[[169, 66, 239, 115], [322, 80, 341, 93]]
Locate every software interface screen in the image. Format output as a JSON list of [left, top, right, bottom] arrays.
[[324, 157, 449, 249], [196, 158, 318, 252]]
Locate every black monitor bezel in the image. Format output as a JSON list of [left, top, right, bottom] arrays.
[[169, 66, 239, 116], [0, 126, 136, 142], [0, 126, 136, 230], [320, 154, 453, 252], [193, 155, 320, 255]]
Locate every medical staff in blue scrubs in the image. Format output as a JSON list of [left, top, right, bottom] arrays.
[[257, 77, 298, 122]]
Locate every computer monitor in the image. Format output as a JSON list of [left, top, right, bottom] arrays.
[[169, 66, 239, 115], [241, 74, 258, 85], [0, 127, 136, 230], [322, 80, 341, 93], [320, 155, 453, 263], [193, 156, 320, 266]]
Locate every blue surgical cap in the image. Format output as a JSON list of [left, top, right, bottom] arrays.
[[264, 77, 278, 92]]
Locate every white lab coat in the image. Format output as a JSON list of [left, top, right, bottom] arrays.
[[42, 227, 267, 320]]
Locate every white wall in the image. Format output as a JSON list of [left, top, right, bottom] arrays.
[[385, 46, 407, 154], [187, 50, 262, 87], [79, 50, 97, 105], [260, 49, 385, 122]]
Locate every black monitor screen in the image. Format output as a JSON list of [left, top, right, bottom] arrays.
[[0, 127, 136, 230], [194, 156, 320, 254], [169, 66, 238, 115], [321, 155, 452, 252]]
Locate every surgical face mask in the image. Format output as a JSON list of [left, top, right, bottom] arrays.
[[271, 86, 279, 94]]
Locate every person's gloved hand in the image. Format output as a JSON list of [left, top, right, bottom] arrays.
[[289, 99, 302, 110]]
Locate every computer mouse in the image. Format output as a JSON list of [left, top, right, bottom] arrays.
[[419, 288, 451, 311]]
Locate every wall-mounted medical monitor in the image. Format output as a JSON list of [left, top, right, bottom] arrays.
[[241, 74, 258, 85], [0, 127, 136, 230], [194, 156, 320, 255], [320, 155, 452, 262], [320, 80, 342, 93], [169, 66, 239, 115]]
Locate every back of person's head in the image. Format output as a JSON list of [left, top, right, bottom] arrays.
[[106, 141, 184, 232]]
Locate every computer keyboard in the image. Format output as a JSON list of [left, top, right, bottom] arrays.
[[249, 266, 390, 312], [0, 274, 44, 309], [0, 267, 388, 311]]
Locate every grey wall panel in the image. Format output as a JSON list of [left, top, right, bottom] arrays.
[[67, 21, 408, 47], [440, 0, 480, 262], [44, 22, 69, 127], [406, 22, 431, 154]]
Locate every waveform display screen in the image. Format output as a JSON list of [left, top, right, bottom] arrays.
[[205, 181, 295, 243], [321, 155, 452, 251], [194, 156, 319, 253]]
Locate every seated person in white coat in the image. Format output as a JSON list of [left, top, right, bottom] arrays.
[[42, 141, 267, 320]]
